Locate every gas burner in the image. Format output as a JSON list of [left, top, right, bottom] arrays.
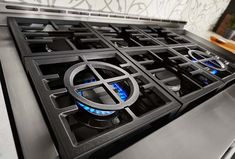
[[188, 50, 227, 72], [173, 46, 234, 81], [75, 109, 122, 129], [45, 44, 53, 52], [64, 61, 139, 113], [76, 79, 128, 116], [165, 78, 181, 94], [153, 70, 181, 95]]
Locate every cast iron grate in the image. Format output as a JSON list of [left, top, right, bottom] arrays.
[[25, 50, 180, 159], [86, 22, 233, 90], [8, 17, 234, 159], [8, 17, 114, 58]]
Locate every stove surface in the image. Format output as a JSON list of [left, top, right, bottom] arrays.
[[7, 17, 235, 159]]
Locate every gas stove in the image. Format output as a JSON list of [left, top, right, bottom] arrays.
[[7, 17, 235, 159]]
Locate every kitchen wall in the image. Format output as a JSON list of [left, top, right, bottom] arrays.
[[3, 0, 230, 39]]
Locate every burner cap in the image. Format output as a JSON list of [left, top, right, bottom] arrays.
[[188, 50, 227, 71], [76, 80, 128, 116], [64, 61, 139, 111], [166, 79, 181, 92], [78, 111, 121, 129]]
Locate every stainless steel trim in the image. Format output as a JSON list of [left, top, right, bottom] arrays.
[[0, 64, 18, 159], [0, 2, 186, 26]]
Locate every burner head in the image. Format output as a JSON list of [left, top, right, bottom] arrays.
[[76, 79, 128, 116], [75, 110, 122, 129], [154, 70, 181, 93], [64, 61, 139, 115], [166, 79, 181, 92], [188, 50, 227, 73]]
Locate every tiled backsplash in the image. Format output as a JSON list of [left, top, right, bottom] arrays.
[[3, 0, 230, 39]]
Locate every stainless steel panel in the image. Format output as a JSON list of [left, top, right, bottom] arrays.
[[0, 26, 58, 159], [0, 68, 18, 159], [112, 84, 235, 159]]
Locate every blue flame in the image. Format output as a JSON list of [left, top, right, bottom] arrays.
[[210, 69, 218, 75], [76, 79, 127, 116], [191, 59, 218, 75], [112, 83, 127, 102], [203, 61, 218, 75], [191, 59, 196, 62]]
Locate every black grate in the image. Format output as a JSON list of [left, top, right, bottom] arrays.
[[86, 22, 232, 102], [8, 17, 114, 58], [88, 22, 161, 49], [8, 17, 234, 159], [24, 51, 180, 159]]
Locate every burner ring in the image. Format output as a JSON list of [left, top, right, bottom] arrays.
[[188, 50, 227, 71], [64, 61, 139, 111]]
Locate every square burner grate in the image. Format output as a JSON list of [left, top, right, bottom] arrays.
[[8, 17, 114, 58], [25, 50, 180, 159]]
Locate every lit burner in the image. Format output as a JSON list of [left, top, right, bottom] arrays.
[[203, 61, 218, 75], [76, 79, 127, 116], [188, 50, 227, 75], [112, 83, 128, 101], [210, 69, 218, 75], [191, 59, 196, 62]]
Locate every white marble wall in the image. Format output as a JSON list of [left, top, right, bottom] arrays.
[[3, 0, 231, 39]]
